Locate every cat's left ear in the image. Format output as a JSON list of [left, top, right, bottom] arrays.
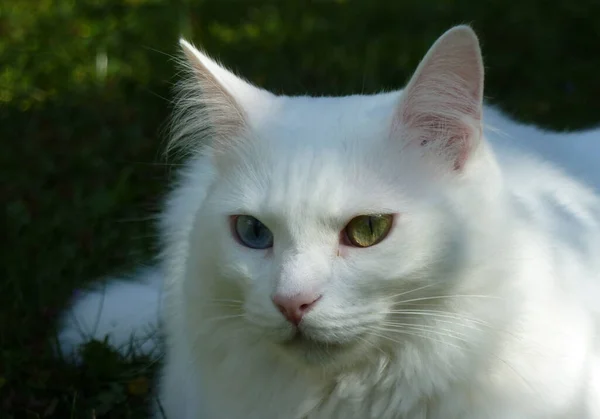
[[393, 25, 484, 172]]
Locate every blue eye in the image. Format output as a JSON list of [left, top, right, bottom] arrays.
[[233, 215, 274, 249]]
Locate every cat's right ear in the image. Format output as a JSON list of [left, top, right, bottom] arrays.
[[393, 26, 484, 174], [170, 39, 271, 153]]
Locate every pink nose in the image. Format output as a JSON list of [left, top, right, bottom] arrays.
[[272, 293, 321, 326]]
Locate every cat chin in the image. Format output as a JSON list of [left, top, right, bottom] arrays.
[[271, 330, 372, 368]]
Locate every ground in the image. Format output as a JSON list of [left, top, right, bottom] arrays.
[[2, 1, 599, 417]]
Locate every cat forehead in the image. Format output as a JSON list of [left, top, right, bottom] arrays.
[[211, 91, 414, 216], [220, 158, 402, 225], [249, 91, 401, 148], [220, 150, 391, 213]]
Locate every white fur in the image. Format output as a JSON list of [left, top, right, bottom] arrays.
[[58, 267, 163, 361], [59, 26, 600, 418]]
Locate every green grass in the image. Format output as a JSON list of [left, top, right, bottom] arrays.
[[2, 1, 599, 417]]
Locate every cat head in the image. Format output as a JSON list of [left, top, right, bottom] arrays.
[[176, 26, 506, 368]]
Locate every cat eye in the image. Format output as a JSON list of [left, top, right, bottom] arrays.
[[343, 214, 394, 248], [233, 215, 274, 249]]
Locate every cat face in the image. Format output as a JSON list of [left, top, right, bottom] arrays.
[[196, 129, 457, 365], [179, 27, 501, 366]]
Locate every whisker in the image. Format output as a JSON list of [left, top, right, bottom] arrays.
[[368, 328, 533, 392], [383, 309, 493, 327], [368, 328, 462, 350], [355, 334, 388, 358], [201, 303, 244, 308], [202, 314, 246, 325], [378, 322, 473, 340], [372, 325, 470, 345], [206, 299, 245, 304], [382, 315, 484, 331], [384, 309, 521, 341], [381, 282, 441, 301], [394, 294, 500, 305]]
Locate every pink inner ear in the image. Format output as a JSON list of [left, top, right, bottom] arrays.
[[393, 27, 484, 173], [395, 64, 483, 172], [405, 109, 477, 172], [446, 132, 472, 171]]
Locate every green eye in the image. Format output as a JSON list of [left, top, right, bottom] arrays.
[[344, 214, 393, 248], [233, 215, 273, 249]]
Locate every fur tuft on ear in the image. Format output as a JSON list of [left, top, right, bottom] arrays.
[[394, 25, 484, 172], [168, 39, 269, 155]]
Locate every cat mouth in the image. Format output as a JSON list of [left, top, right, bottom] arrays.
[[285, 332, 344, 348], [278, 330, 358, 361]]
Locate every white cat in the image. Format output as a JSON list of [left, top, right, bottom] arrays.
[[59, 26, 600, 418]]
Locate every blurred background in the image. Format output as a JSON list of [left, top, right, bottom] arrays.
[[2, 0, 599, 417]]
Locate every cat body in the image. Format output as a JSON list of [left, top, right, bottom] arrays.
[[59, 27, 600, 418], [154, 104, 600, 419]]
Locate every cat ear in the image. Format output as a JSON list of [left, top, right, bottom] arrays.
[[171, 39, 269, 152], [394, 25, 484, 172]]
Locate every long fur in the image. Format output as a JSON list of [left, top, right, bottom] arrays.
[[59, 26, 600, 418]]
